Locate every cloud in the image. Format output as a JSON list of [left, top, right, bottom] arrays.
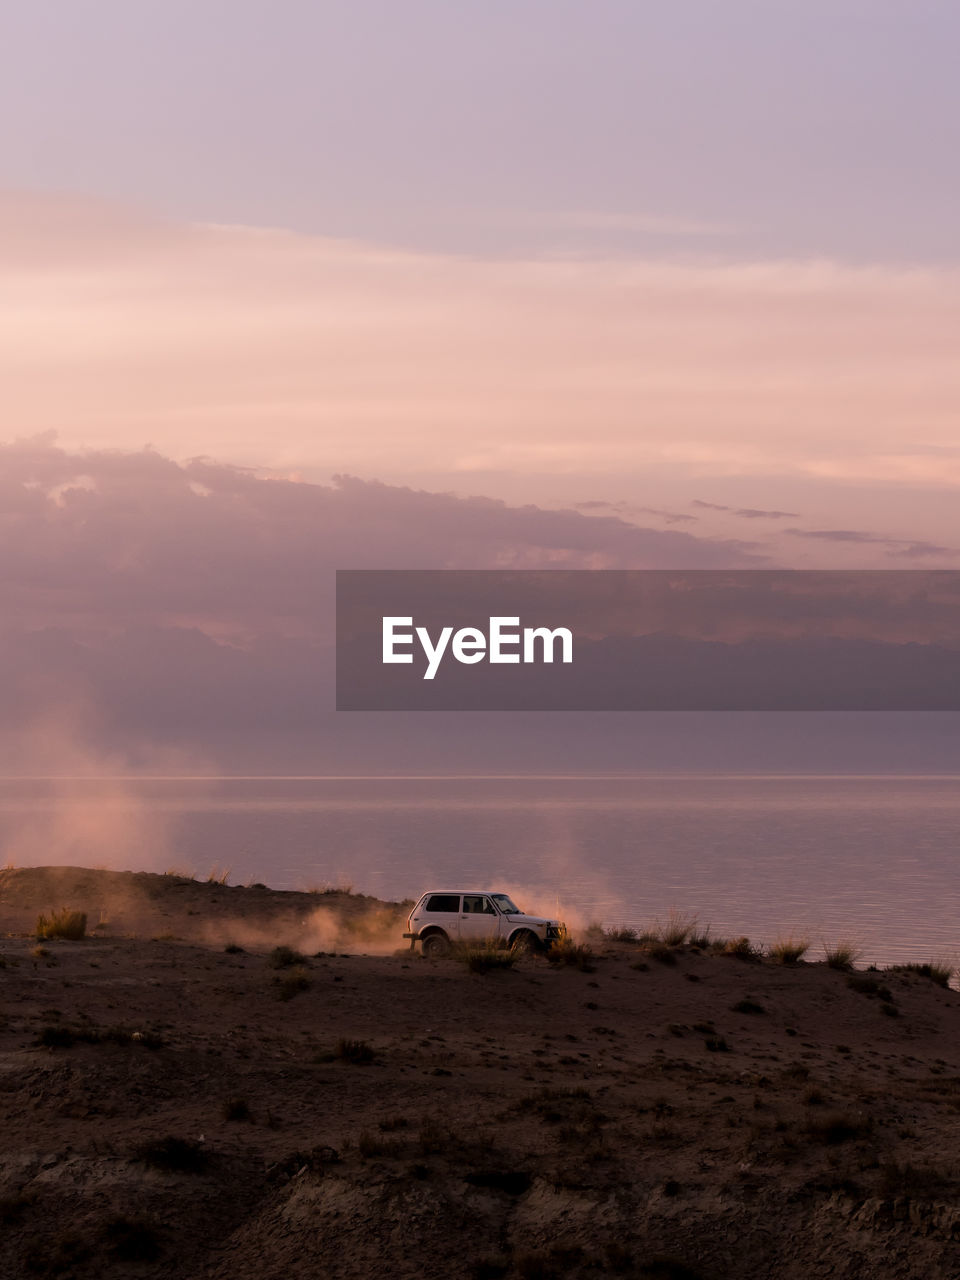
[[0, 437, 767, 765], [574, 499, 696, 524], [693, 500, 800, 519], [5, 191, 960, 499], [783, 528, 954, 559]]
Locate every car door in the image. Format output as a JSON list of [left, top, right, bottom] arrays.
[[459, 895, 500, 943]]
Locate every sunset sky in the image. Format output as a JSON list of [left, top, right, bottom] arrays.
[[2, 2, 959, 770]]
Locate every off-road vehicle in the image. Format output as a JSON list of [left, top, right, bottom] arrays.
[[403, 890, 566, 957]]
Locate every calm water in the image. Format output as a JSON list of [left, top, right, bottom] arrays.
[[1, 775, 958, 967]]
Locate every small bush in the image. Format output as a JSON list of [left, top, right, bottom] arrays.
[[418, 1121, 449, 1154], [731, 999, 765, 1015], [824, 941, 862, 971], [358, 1131, 403, 1158], [268, 945, 307, 969], [206, 865, 230, 885], [715, 936, 763, 961], [657, 910, 698, 947], [222, 1097, 252, 1122], [547, 939, 596, 972], [805, 1111, 872, 1145], [770, 936, 809, 965], [103, 1216, 162, 1262], [136, 1136, 209, 1173], [888, 961, 954, 988], [335, 1037, 375, 1064], [648, 942, 677, 966], [639, 1260, 705, 1280], [36, 909, 87, 941], [604, 926, 638, 943], [224, 943, 245, 954], [377, 1115, 409, 1132], [38, 1025, 77, 1049], [274, 969, 310, 1001], [879, 1161, 954, 1200], [462, 942, 517, 974], [848, 974, 893, 1000], [464, 1170, 532, 1196]]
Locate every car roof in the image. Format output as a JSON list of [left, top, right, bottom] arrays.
[[420, 889, 508, 896]]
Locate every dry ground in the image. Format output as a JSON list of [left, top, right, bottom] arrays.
[[2, 867, 960, 1279]]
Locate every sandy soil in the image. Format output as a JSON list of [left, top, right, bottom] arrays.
[[2, 867, 960, 1280]]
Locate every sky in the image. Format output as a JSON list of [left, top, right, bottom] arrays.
[[2, 2, 959, 770]]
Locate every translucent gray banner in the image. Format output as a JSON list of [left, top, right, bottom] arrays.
[[336, 570, 960, 710]]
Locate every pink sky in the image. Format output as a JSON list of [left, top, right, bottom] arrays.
[[3, 3, 960, 772], [2, 192, 960, 567]]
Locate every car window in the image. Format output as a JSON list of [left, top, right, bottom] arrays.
[[462, 895, 496, 915], [425, 894, 460, 913]]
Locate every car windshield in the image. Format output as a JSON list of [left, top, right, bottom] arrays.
[[491, 893, 521, 914]]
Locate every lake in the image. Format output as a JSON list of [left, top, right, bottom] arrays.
[[1, 774, 958, 967]]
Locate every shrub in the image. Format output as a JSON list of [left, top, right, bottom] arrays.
[[464, 1170, 532, 1196], [805, 1111, 872, 1145], [888, 961, 954, 988], [358, 1131, 403, 1158], [268, 945, 307, 969], [36, 909, 87, 941], [715, 936, 763, 961], [731, 999, 765, 1015], [135, 1136, 209, 1173], [103, 1216, 162, 1262], [848, 974, 893, 1000], [879, 1161, 954, 1199], [462, 942, 517, 974], [604, 926, 638, 943], [547, 939, 596, 972], [38, 1025, 78, 1049], [224, 943, 245, 954], [823, 941, 862, 971], [770, 936, 809, 965], [222, 1097, 252, 1122], [657, 910, 698, 947], [274, 969, 310, 1000], [335, 1037, 375, 1064]]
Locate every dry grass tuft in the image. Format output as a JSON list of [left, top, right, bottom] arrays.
[[135, 1135, 209, 1173], [36, 909, 87, 941], [713, 936, 764, 962], [274, 969, 310, 1001], [461, 941, 518, 974], [205, 865, 230, 885], [656, 910, 699, 948], [823, 940, 862, 971], [268, 945, 307, 969], [335, 1037, 375, 1064], [770, 936, 809, 965], [888, 961, 954, 988], [547, 938, 596, 972]]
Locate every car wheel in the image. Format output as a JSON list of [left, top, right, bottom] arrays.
[[510, 930, 539, 955], [421, 932, 450, 958]]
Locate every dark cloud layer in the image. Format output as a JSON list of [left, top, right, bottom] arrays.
[[693, 500, 801, 519], [0, 438, 763, 760], [784, 527, 953, 558]]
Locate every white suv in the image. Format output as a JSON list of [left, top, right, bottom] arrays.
[[404, 890, 566, 957]]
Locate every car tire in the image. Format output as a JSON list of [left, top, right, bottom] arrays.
[[510, 930, 539, 955], [421, 932, 450, 958]]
